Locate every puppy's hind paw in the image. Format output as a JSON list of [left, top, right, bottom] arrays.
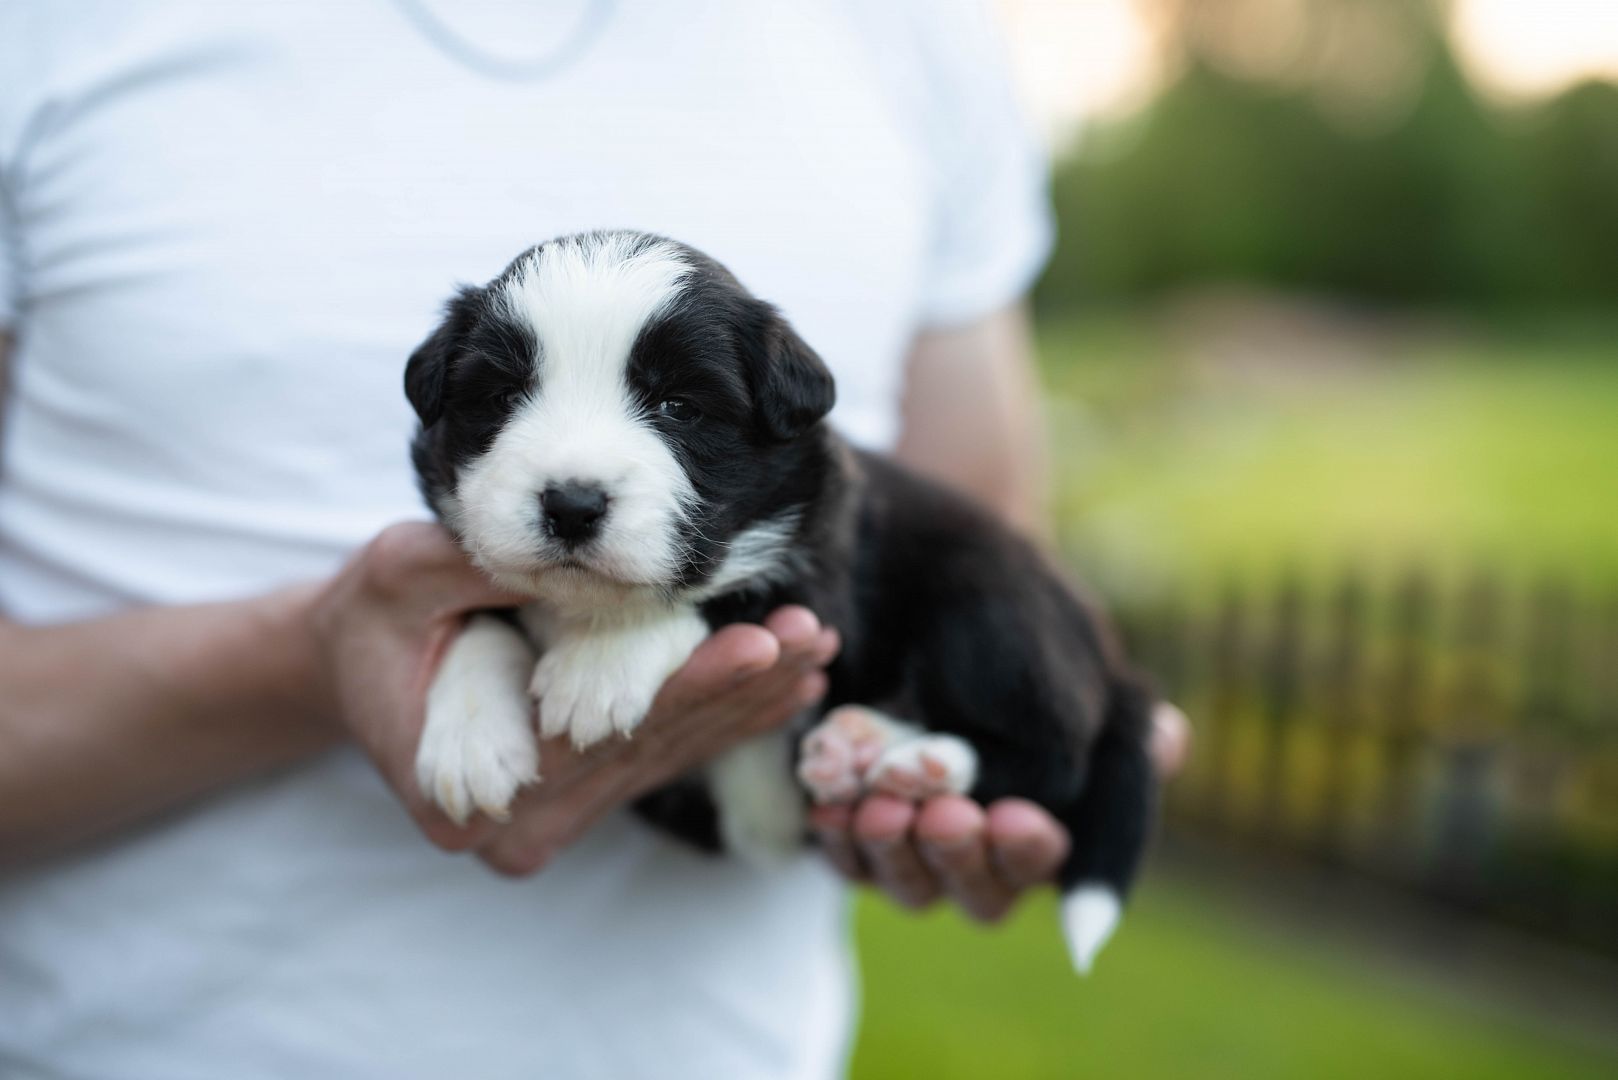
[[865, 735, 978, 800], [797, 706, 904, 804]]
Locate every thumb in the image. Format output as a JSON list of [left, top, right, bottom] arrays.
[[434, 556, 530, 613], [372, 521, 526, 611]]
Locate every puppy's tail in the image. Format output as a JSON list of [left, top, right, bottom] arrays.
[[1055, 678, 1159, 975]]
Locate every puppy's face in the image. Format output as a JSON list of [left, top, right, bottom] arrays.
[[406, 231, 834, 608]]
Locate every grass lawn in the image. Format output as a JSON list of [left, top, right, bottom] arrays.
[[847, 871, 1616, 1080], [1036, 309, 1618, 600]]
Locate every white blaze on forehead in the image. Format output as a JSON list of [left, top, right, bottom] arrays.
[[498, 233, 692, 394], [451, 234, 700, 598]]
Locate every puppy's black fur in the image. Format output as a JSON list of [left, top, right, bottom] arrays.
[[650, 446, 1156, 898], [407, 232, 1157, 936]]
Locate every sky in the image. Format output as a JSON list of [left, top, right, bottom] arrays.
[[994, 0, 1618, 145]]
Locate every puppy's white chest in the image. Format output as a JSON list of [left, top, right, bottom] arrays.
[[524, 602, 709, 749]]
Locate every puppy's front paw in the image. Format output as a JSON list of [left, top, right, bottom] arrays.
[[529, 609, 708, 751], [416, 687, 540, 826], [531, 644, 659, 750], [797, 706, 906, 804], [866, 735, 978, 801]]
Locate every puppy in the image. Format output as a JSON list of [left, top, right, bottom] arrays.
[[405, 231, 1158, 972]]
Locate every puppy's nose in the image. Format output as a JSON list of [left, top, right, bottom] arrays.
[[540, 482, 609, 544]]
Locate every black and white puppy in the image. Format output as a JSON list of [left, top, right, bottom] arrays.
[[405, 231, 1158, 972]]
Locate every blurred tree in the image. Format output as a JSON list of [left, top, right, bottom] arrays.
[[1521, 80, 1618, 306], [1036, 0, 1618, 313]]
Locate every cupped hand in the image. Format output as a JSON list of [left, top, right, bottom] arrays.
[[308, 522, 837, 876], [810, 701, 1192, 922]]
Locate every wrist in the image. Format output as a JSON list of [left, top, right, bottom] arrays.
[[257, 581, 342, 742]]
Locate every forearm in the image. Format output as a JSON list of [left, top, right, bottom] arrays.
[[893, 304, 1050, 536], [0, 585, 339, 865]]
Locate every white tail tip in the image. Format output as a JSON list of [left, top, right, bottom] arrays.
[[1061, 886, 1122, 975]]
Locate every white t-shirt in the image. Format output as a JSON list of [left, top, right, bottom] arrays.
[[0, 3, 1051, 1077]]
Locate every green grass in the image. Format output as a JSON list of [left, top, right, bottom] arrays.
[[1037, 312, 1618, 600], [849, 876, 1615, 1080]]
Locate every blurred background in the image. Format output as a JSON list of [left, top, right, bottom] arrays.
[[850, 2, 1618, 1077]]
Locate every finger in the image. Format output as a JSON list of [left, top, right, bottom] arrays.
[[742, 665, 827, 712], [667, 634, 820, 745], [853, 796, 940, 909], [474, 779, 599, 877], [810, 627, 841, 668], [415, 804, 501, 854], [808, 802, 855, 831], [985, 798, 1070, 890], [915, 796, 1016, 923], [791, 670, 829, 710], [763, 605, 821, 653], [657, 614, 830, 727], [723, 666, 827, 739], [725, 633, 834, 727], [477, 827, 561, 878], [656, 623, 779, 713], [809, 803, 868, 881], [576, 666, 824, 803], [1150, 701, 1192, 778]]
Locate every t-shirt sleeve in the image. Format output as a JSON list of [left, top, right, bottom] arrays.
[[912, 1, 1054, 328], [0, 6, 30, 333], [0, 187, 19, 332]]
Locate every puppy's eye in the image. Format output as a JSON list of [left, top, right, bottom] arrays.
[[656, 398, 698, 422], [499, 386, 529, 409]]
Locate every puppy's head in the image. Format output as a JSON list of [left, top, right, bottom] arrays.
[[407, 231, 835, 607]]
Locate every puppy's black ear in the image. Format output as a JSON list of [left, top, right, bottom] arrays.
[[405, 287, 481, 428], [742, 303, 836, 441]]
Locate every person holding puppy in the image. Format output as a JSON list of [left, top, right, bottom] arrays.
[[0, 3, 1183, 1076]]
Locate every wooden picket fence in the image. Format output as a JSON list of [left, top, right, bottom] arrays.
[[1114, 570, 1618, 955]]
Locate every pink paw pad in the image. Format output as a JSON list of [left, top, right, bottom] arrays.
[[866, 737, 978, 800], [797, 706, 897, 804]]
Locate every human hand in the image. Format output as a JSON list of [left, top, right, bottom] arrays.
[[307, 522, 838, 875], [808, 701, 1192, 921]]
